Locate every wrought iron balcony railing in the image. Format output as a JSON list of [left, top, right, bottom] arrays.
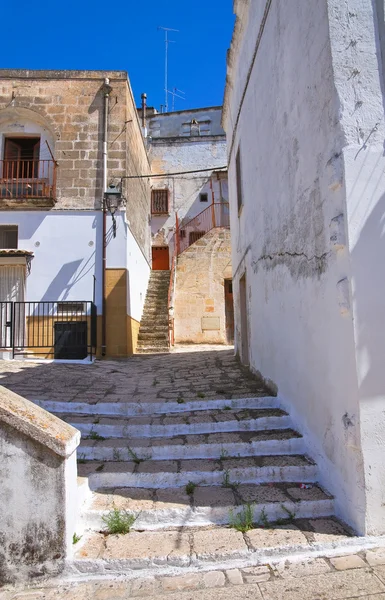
[[0, 160, 57, 200]]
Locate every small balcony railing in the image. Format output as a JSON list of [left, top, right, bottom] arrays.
[[173, 202, 230, 255], [0, 160, 57, 200]]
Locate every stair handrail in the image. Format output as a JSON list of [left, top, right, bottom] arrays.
[[175, 202, 230, 255], [168, 250, 177, 347]]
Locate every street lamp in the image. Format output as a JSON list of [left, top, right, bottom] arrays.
[[104, 184, 122, 238]]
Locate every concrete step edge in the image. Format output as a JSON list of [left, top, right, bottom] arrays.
[[79, 497, 334, 533], [78, 463, 318, 490], [66, 415, 294, 439], [78, 436, 305, 461], [34, 396, 280, 416]]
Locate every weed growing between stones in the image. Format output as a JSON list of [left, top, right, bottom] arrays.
[[223, 405, 232, 411], [88, 429, 105, 441], [113, 449, 121, 461], [258, 507, 270, 528], [197, 392, 206, 398], [177, 396, 185, 404], [102, 508, 137, 535], [279, 504, 296, 522], [222, 470, 238, 489], [95, 464, 105, 472], [185, 481, 196, 495], [229, 504, 254, 533], [220, 447, 229, 459], [152, 378, 159, 387], [127, 446, 142, 465], [73, 533, 82, 544]]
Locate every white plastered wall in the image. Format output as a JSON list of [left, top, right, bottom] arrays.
[[0, 211, 149, 324], [223, 0, 375, 534]]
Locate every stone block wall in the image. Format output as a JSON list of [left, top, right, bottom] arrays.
[[174, 228, 232, 344], [0, 70, 151, 259]]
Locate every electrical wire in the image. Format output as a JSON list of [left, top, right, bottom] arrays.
[[121, 166, 227, 180]]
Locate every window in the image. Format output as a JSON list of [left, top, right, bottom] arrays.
[[199, 121, 211, 135], [3, 137, 40, 179], [0, 226, 18, 249], [180, 119, 211, 137], [200, 193, 208, 203], [189, 231, 205, 245], [179, 229, 186, 239], [57, 302, 86, 314], [236, 147, 243, 214], [151, 189, 169, 215]]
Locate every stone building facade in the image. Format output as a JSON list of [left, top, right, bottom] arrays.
[[223, 0, 385, 535], [0, 70, 151, 358], [140, 106, 233, 344]]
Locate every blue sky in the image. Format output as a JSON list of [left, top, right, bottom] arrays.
[[2, 0, 234, 112]]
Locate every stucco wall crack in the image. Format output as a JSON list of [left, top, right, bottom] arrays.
[[252, 250, 330, 278]]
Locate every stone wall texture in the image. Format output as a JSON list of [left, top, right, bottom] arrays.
[[174, 228, 232, 344], [0, 70, 151, 258]]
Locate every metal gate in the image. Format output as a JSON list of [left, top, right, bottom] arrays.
[[0, 301, 97, 360]]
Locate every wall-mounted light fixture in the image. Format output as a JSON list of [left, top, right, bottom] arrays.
[[104, 184, 123, 238]]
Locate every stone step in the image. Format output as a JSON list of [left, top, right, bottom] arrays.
[[34, 396, 279, 416], [78, 482, 333, 532], [77, 455, 316, 490], [136, 339, 169, 346], [136, 344, 170, 351], [60, 408, 292, 439], [138, 332, 169, 341], [139, 325, 169, 334], [135, 347, 170, 354], [139, 322, 169, 329], [71, 517, 353, 576], [145, 294, 169, 301], [77, 428, 304, 461], [145, 286, 169, 293]]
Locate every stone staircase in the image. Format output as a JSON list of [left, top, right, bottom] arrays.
[[136, 270, 170, 354], [33, 353, 354, 575]]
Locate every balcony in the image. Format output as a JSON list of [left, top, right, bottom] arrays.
[[0, 160, 57, 208]]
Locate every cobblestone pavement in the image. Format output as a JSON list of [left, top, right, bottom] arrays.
[[3, 548, 385, 599], [0, 346, 268, 405]]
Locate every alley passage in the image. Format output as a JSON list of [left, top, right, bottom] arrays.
[[0, 348, 265, 405]]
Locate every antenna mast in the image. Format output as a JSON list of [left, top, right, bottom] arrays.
[[158, 26, 179, 112]]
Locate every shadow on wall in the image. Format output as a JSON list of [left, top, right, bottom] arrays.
[[40, 260, 88, 302], [351, 187, 385, 399]]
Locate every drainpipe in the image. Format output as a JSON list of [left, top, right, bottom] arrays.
[[101, 78, 112, 357], [141, 92, 147, 133]]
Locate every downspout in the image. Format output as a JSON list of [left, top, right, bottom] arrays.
[[101, 78, 112, 357]]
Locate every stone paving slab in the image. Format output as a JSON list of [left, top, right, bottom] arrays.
[[259, 569, 385, 600], [0, 348, 268, 406], [5, 548, 385, 600]]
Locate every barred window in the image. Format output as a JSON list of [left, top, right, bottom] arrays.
[[151, 189, 169, 214], [189, 231, 205, 245]]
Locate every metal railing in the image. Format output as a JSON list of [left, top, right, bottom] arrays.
[[0, 160, 57, 199], [167, 253, 177, 347], [0, 301, 97, 360], [174, 202, 230, 255]]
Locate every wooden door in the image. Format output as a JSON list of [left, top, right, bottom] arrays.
[[152, 246, 170, 270], [3, 139, 21, 179], [224, 279, 234, 344]]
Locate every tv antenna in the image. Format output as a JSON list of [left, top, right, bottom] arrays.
[[166, 87, 186, 112], [158, 26, 179, 112]]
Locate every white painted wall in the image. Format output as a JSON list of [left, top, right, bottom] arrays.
[[328, 0, 385, 535], [222, 0, 385, 534], [149, 139, 228, 248], [0, 210, 149, 322]]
